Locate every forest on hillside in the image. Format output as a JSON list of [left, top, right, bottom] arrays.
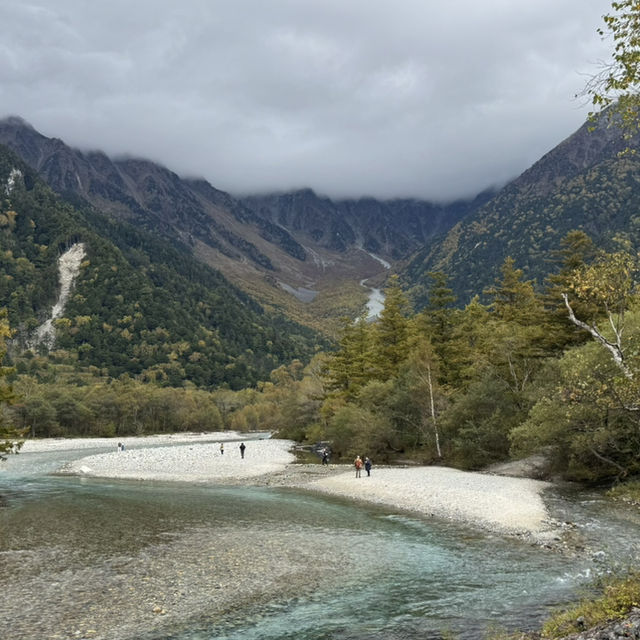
[[3, 229, 640, 484], [0, 147, 322, 390]]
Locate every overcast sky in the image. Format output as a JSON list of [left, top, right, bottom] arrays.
[[0, 1, 614, 201]]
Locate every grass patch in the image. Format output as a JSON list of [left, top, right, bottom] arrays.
[[540, 571, 640, 638], [607, 480, 640, 506]]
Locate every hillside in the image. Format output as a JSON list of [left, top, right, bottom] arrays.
[[404, 114, 640, 306], [0, 145, 322, 388]]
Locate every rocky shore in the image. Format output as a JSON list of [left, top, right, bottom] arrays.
[[523, 608, 640, 640], [50, 434, 556, 540]]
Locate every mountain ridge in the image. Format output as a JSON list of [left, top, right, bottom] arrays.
[[0, 143, 322, 387], [0, 116, 485, 326], [404, 114, 640, 306]]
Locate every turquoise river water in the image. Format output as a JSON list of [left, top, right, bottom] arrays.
[[1, 443, 639, 640]]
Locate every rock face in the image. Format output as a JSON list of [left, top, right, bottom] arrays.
[[29, 243, 86, 349], [240, 188, 492, 260]]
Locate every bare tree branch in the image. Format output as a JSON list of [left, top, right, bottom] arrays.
[[562, 293, 633, 379]]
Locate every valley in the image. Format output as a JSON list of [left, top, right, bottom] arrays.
[[0, 117, 485, 333]]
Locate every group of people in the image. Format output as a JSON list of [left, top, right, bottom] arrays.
[[219, 442, 246, 458], [354, 455, 372, 478], [320, 449, 373, 477]]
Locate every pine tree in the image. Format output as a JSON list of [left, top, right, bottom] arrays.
[[372, 275, 410, 381], [325, 315, 373, 399], [544, 230, 597, 350]]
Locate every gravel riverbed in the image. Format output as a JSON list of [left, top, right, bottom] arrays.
[[48, 434, 559, 540], [0, 434, 591, 640]]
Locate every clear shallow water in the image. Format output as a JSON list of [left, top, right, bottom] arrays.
[[1, 447, 638, 640], [171, 517, 581, 640]]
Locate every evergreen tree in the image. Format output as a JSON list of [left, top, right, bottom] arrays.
[[415, 271, 457, 382], [544, 230, 597, 350], [484, 257, 545, 327], [325, 315, 373, 399], [371, 275, 410, 381]]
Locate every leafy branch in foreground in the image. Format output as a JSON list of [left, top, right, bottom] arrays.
[[584, 1, 640, 137]]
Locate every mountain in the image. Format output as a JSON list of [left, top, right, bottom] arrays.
[[0, 143, 322, 388], [0, 117, 484, 327], [240, 188, 494, 260], [404, 114, 640, 306]]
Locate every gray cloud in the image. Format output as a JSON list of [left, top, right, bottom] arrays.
[[0, 0, 612, 200]]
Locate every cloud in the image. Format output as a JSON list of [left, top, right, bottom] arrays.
[[0, 0, 612, 200]]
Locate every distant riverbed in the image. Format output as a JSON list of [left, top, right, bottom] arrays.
[[359, 249, 390, 319], [360, 279, 385, 319]]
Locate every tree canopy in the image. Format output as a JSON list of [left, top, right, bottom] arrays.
[[585, 1, 640, 135], [0, 310, 25, 459]]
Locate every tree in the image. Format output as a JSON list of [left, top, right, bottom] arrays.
[[483, 257, 548, 392], [325, 315, 373, 399], [584, 1, 640, 136], [394, 339, 446, 458], [371, 275, 411, 381], [511, 340, 640, 481], [484, 257, 545, 326], [445, 296, 491, 388], [440, 375, 521, 469], [544, 230, 597, 350], [562, 250, 637, 379], [0, 310, 26, 459], [416, 271, 457, 373]]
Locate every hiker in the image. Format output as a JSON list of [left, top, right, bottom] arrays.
[[354, 455, 363, 478], [321, 449, 329, 465], [364, 457, 372, 476], [239, 442, 246, 459], [220, 443, 224, 455]]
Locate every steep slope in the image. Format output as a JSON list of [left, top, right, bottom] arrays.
[[0, 144, 321, 388], [405, 115, 640, 306]]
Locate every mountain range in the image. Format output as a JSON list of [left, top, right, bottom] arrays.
[[1, 112, 639, 388], [0, 116, 487, 330]]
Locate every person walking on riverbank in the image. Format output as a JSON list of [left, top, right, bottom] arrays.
[[240, 442, 246, 459], [364, 457, 372, 476], [355, 455, 363, 478], [220, 443, 224, 455]]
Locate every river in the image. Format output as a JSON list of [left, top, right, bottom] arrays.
[[359, 250, 390, 320], [1, 444, 639, 640]]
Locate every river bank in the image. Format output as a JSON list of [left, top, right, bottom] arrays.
[[5, 434, 637, 640], [43, 434, 559, 542]]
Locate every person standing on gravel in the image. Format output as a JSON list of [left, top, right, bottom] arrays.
[[239, 442, 246, 459], [364, 457, 372, 476], [220, 442, 224, 455], [354, 455, 363, 478]]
